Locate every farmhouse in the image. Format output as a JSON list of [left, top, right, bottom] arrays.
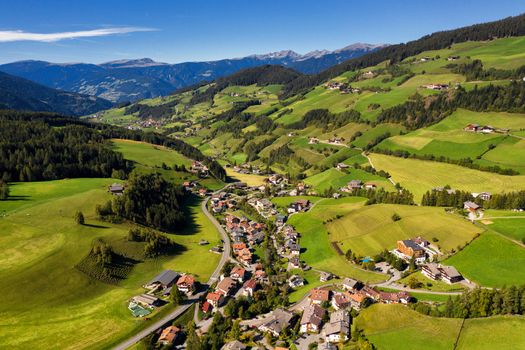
[[288, 274, 305, 288], [394, 239, 426, 263], [364, 182, 377, 190], [242, 279, 258, 297], [323, 310, 350, 343], [336, 163, 349, 170], [300, 304, 325, 333], [309, 137, 320, 144], [259, 309, 294, 336], [348, 180, 363, 190], [158, 326, 181, 345], [310, 288, 330, 304], [289, 257, 301, 269], [144, 270, 180, 290], [206, 292, 224, 308], [320, 271, 333, 282], [230, 266, 247, 282], [176, 274, 196, 295], [108, 183, 125, 195], [379, 291, 411, 304], [331, 292, 351, 310], [341, 277, 362, 291], [464, 123, 480, 132], [217, 277, 237, 296], [423, 83, 449, 90], [440, 265, 463, 284], [132, 294, 161, 308], [422, 263, 463, 284], [464, 201, 481, 212]]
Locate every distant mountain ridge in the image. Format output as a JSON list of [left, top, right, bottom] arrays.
[[0, 43, 386, 103], [0, 71, 112, 116]]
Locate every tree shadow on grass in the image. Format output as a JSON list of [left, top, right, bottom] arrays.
[[83, 223, 111, 229], [171, 194, 204, 236], [4, 195, 30, 201]]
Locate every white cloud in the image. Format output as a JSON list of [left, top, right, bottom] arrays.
[[0, 27, 156, 43]]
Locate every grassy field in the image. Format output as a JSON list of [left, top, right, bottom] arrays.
[[445, 230, 525, 287], [287, 197, 387, 283], [369, 153, 525, 202], [376, 109, 525, 173], [487, 218, 525, 241], [112, 138, 191, 168], [356, 304, 525, 350], [355, 304, 461, 350], [304, 168, 394, 193], [326, 204, 482, 257], [0, 179, 220, 349], [225, 168, 267, 186]]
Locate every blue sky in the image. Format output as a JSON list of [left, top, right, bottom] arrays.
[[1, 0, 524, 64]]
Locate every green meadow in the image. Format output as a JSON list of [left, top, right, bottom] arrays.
[[369, 153, 525, 202], [304, 168, 394, 193], [356, 304, 525, 350], [0, 179, 221, 350], [445, 230, 525, 287], [287, 197, 387, 283], [326, 204, 482, 257]]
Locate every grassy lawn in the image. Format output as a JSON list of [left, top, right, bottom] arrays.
[[326, 204, 482, 257], [271, 196, 323, 209], [355, 304, 461, 350], [457, 316, 525, 350], [445, 230, 525, 287], [0, 180, 220, 349], [112, 138, 191, 168], [356, 304, 525, 350], [369, 153, 525, 202], [304, 168, 394, 193], [287, 197, 387, 283], [375, 109, 525, 173], [487, 218, 525, 241]]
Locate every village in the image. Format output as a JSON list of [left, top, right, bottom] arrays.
[[121, 168, 489, 350]]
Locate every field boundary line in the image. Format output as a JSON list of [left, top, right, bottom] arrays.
[[453, 318, 466, 350]]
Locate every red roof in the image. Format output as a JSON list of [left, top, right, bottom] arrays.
[[159, 326, 181, 343], [310, 288, 330, 301], [206, 292, 222, 302], [201, 301, 212, 313], [177, 274, 195, 286], [231, 266, 246, 278], [243, 279, 257, 290]]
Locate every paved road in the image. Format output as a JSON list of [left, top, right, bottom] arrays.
[[112, 190, 232, 350]]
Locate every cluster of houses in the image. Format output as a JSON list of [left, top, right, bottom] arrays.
[[128, 270, 196, 317], [204, 264, 267, 314], [295, 280, 411, 341], [232, 163, 264, 175], [249, 197, 277, 218], [280, 224, 302, 264], [308, 137, 320, 144], [287, 198, 311, 214], [210, 191, 239, 213], [328, 136, 346, 145], [324, 81, 360, 94], [463, 123, 505, 134], [190, 161, 209, 177], [225, 214, 266, 250], [340, 179, 377, 192], [392, 237, 439, 264], [422, 83, 449, 90]]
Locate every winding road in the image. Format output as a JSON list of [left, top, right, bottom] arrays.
[[112, 190, 231, 350]]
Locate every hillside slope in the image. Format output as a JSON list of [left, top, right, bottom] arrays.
[[0, 71, 112, 116]]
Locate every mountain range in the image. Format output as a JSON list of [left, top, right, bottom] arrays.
[[0, 71, 112, 116], [0, 43, 385, 103]]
